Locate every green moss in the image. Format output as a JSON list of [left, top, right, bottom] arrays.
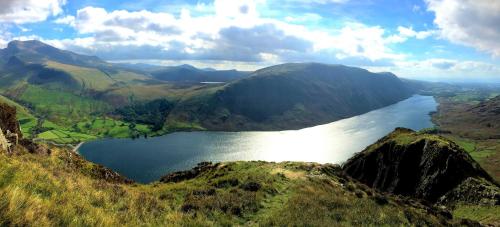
[[453, 205, 500, 225]]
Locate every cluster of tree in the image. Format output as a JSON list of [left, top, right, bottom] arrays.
[[115, 99, 174, 131]]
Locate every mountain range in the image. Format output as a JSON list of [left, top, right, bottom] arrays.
[[0, 40, 414, 140]]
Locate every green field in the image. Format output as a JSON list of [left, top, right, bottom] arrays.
[[34, 117, 152, 144], [75, 118, 151, 138], [0, 93, 156, 144], [37, 129, 97, 144], [18, 85, 112, 125]]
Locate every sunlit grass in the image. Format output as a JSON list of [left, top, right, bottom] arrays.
[[0, 150, 460, 226]]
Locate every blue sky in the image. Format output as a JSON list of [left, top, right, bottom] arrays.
[[1, 0, 500, 81]]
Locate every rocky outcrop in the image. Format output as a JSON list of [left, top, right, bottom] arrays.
[[160, 162, 218, 183], [0, 102, 22, 137], [439, 177, 499, 206], [0, 126, 11, 151], [343, 128, 498, 204], [0, 102, 22, 152], [19, 138, 50, 155]]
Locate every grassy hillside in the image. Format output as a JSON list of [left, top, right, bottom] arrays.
[[2, 41, 424, 144], [0, 40, 105, 67], [432, 90, 500, 183], [167, 63, 414, 131], [0, 101, 497, 225], [0, 148, 468, 226], [16, 85, 111, 125], [0, 93, 153, 144], [44, 61, 116, 91]]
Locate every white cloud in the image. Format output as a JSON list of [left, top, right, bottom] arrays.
[[41, 0, 404, 64], [54, 15, 75, 27], [0, 38, 7, 48], [0, 0, 66, 24], [17, 26, 31, 32], [426, 0, 500, 56], [389, 58, 500, 80], [387, 26, 435, 43], [315, 23, 405, 61], [398, 26, 434, 39]]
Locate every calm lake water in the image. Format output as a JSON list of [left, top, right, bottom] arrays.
[[79, 95, 437, 183]]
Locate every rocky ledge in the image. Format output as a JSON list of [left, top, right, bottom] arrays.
[[343, 128, 499, 205]]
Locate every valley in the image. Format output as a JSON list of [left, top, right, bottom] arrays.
[[0, 101, 498, 226], [431, 86, 500, 182], [1, 0, 500, 226], [0, 41, 415, 145], [79, 95, 436, 183]]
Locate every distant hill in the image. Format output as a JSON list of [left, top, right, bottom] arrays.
[[434, 95, 500, 139], [168, 63, 414, 130], [151, 64, 250, 83], [0, 40, 152, 92], [0, 40, 105, 67], [0, 41, 416, 137]]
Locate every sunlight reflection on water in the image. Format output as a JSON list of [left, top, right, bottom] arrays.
[[79, 95, 437, 183]]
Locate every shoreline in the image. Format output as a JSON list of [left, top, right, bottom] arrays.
[[72, 142, 84, 154]]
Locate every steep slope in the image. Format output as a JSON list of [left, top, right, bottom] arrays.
[[0, 40, 104, 67], [0, 103, 483, 226], [343, 128, 499, 205], [169, 63, 414, 130], [0, 40, 151, 93], [151, 64, 250, 83]]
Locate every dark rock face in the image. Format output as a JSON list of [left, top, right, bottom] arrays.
[[19, 139, 51, 155], [0, 102, 22, 137], [343, 128, 495, 203], [160, 162, 218, 183]]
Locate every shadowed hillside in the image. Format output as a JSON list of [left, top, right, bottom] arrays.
[[151, 64, 250, 83], [168, 63, 414, 130]]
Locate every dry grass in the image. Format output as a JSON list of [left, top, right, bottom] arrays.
[[0, 149, 468, 226]]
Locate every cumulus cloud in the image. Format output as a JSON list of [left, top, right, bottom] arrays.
[[43, 0, 403, 65], [387, 26, 435, 43], [0, 37, 7, 48], [0, 0, 66, 24], [53, 15, 75, 27], [426, 0, 500, 56]]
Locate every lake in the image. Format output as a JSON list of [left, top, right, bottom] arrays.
[[79, 95, 437, 183]]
